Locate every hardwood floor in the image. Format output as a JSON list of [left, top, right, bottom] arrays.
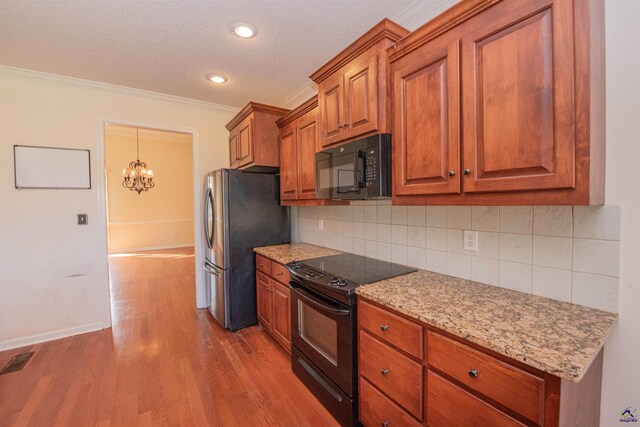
[[0, 247, 338, 426]]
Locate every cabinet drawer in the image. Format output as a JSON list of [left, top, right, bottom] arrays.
[[359, 377, 421, 427], [359, 330, 423, 420], [427, 331, 544, 424], [427, 370, 526, 427], [256, 254, 272, 276], [271, 262, 291, 286], [359, 300, 423, 359]]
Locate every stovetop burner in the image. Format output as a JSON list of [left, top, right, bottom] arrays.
[[286, 253, 417, 303]]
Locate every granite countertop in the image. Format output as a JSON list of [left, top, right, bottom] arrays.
[[253, 243, 341, 265], [356, 269, 618, 382]]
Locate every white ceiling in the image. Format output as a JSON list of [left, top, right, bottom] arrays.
[[0, 0, 416, 108]]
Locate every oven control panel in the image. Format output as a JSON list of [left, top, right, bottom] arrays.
[[287, 261, 351, 289]]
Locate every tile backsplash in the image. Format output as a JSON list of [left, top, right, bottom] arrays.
[[296, 202, 621, 312]]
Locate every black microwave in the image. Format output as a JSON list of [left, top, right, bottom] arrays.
[[316, 134, 391, 200]]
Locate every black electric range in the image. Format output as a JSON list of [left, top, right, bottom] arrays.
[[286, 253, 416, 427], [286, 253, 417, 306]]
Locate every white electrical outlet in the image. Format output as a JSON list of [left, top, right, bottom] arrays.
[[464, 230, 478, 252], [318, 219, 324, 231]]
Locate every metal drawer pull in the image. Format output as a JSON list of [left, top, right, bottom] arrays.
[[381, 369, 389, 376], [381, 421, 389, 427], [448, 170, 455, 176], [276, 271, 283, 276], [380, 324, 389, 331], [463, 168, 471, 175], [468, 369, 479, 378], [259, 263, 264, 268]]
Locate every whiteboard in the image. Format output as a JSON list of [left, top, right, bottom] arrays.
[[14, 145, 91, 189]]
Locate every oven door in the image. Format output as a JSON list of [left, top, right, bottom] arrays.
[[290, 282, 354, 396]]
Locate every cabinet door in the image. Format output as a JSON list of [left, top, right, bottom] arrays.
[[256, 271, 273, 331], [393, 37, 461, 196], [237, 116, 254, 166], [344, 55, 378, 140], [271, 280, 291, 352], [280, 123, 298, 201], [296, 110, 319, 200], [318, 73, 344, 147], [461, 0, 575, 192], [229, 129, 239, 168]]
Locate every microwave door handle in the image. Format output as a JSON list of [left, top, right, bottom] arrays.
[[356, 150, 366, 189]]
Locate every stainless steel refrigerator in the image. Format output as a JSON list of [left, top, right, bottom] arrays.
[[203, 169, 291, 330]]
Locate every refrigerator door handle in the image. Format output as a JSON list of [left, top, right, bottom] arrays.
[[203, 261, 222, 277]]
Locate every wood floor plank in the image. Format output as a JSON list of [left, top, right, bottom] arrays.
[[0, 247, 338, 426]]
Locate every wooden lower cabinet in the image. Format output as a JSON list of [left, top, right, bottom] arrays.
[[357, 298, 604, 427], [427, 370, 525, 427], [255, 255, 291, 353]]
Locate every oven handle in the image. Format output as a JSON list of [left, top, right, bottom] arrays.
[[290, 283, 350, 315]]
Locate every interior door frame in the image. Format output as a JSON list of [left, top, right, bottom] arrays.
[[96, 119, 202, 329]]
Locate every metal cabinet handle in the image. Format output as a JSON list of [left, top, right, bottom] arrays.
[[448, 170, 455, 176], [380, 324, 389, 332], [468, 369, 479, 378], [276, 272, 283, 276], [337, 123, 342, 129], [381, 369, 389, 376], [463, 168, 471, 175], [381, 421, 389, 427], [343, 122, 348, 128], [259, 263, 264, 268]]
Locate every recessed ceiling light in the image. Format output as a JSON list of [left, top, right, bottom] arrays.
[[233, 23, 255, 38], [207, 74, 227, 84]]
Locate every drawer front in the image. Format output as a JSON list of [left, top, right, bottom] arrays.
[[359, 377, 422, 427], [271, 262, 291, 286], [256, 254, 272, 276], [359, 330, 423, 420], [359, 300, 423, 359], [427, 370, 526, 427], [428, 331, 544, 424]]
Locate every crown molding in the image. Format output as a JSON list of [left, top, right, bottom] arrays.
[[0, 65, 240, 113], [280, 80, 318, 110], [392, 0, 461, 31]]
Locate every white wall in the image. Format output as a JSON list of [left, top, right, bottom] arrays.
[[0, 67, 237, 350], [600, 0, 640, 422]]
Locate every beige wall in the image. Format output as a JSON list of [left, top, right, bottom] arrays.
[[0, 67, 237, 349], [105, 128, 194, 252]]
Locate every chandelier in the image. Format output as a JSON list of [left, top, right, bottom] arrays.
[[121, 128, 154, 194]]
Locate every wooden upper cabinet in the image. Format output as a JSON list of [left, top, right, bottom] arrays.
[[462, 0, 574, 193], [388, 0, 604, 205], [279, 122, 298, 201], [277, 97, 321, 204], [236, 116, 254, 166], [393, 35, 461, 196], [229, 129, 239, 169], [344, 55, 378, 140], [296, 111, 320, 200], [311, 19, 409, 149], [225, 102, 289, 172], [319, 73, 344, 146]]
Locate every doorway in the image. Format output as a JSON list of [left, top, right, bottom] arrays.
[[101, 123, 199, 325]]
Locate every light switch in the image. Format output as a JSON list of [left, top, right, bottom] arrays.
[[78, 214, 88, 225]]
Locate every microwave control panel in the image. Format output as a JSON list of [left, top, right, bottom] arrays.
[[364, 150, 377, 186]]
